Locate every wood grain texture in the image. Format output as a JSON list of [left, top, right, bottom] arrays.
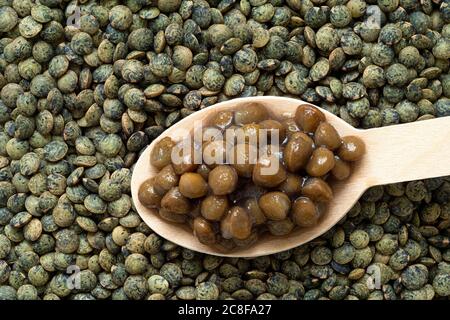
[[359, 117, 450, 187], [130, 96, 450, 257]]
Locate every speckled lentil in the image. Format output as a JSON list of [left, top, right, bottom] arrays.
[[0, 0, 448, 301]]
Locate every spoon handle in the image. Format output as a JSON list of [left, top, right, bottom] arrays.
[[358, 116, 450, 187]]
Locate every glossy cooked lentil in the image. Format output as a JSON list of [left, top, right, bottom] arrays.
[[0, 0, 449, 302], [139, 103, 365, 251]]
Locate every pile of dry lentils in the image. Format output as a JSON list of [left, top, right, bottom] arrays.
[[0, 0, 449, 300]]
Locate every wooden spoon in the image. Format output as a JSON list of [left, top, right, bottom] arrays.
[[131, 96, 450, 257]]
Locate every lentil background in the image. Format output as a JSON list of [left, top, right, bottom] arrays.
[[0, 0, 449, 300]]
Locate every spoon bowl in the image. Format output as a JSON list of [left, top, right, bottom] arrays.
[[131, 96, 450, 257]]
